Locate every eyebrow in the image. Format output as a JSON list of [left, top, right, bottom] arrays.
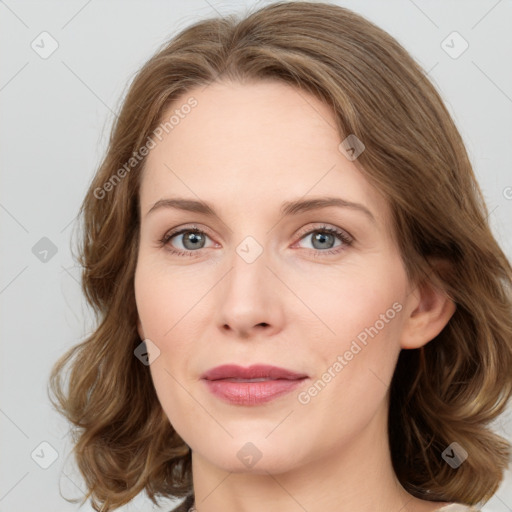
[[145, 197, 376, 224]]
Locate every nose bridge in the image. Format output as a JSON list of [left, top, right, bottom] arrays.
[[227, 233, 270, 296], [235, 233, 266, 267], [216, 231, 281, 334]]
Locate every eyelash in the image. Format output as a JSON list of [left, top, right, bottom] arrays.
[[158, 224, 353, 258]]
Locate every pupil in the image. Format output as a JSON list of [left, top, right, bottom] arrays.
[[313, 232, 333, 249], [184, 232, 203, 249]]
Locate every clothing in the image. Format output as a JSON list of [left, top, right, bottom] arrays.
[[168, 496, 480, 512]]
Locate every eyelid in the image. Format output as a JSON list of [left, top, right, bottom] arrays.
[[294, 222, 353, 242]]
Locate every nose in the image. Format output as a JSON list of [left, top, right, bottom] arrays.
[[216, 246, 284, 339]]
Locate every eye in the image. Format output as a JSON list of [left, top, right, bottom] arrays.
[[293, 224, 353, 256], [158, 225, 216, 257]]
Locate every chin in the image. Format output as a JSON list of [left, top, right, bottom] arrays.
[[192, 435, 304, 475], [210, 451, 297, 475]]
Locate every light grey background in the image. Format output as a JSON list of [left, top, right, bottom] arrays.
[[1, 0, 511, 510]]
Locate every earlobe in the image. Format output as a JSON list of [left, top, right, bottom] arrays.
[[399, 278, 457, 350]]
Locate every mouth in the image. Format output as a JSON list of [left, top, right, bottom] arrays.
[[215, 378, 288, 382], [201, 363, 308, 381], [201, 364, 309, 406]]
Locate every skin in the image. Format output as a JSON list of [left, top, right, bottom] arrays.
[[134, 79, 456, 512]]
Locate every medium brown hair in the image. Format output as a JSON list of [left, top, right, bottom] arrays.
[[48, 1, 512, 510]]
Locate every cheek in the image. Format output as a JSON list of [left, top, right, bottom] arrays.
[[298, 268, 405, 404], [134, 257, 203, 342], [134, 257, 208, 383], [134, 261, 201, 432], [292, 262, 405, 350]]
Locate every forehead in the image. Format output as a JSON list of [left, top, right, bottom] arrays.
[[139, 79, 390, 226]]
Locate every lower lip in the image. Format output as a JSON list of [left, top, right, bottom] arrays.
[[203, 378, 308, 405]]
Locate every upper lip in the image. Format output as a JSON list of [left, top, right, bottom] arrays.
[[201, 364, 308, 381]]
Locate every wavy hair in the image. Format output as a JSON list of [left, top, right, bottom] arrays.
[[48, 1, 512, 510]]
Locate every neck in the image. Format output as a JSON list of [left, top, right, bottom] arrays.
[[188, 402, 439, 512]]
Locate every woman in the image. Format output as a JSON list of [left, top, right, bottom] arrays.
[[48, 2, 511, 511]]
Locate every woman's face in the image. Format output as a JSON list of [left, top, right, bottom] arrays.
[[134, 79, 416, 473]]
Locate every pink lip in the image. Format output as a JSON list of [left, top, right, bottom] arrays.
[[201, 364, 309, 406], [201, 364, 308, 381]]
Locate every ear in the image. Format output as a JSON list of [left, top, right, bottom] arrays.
[[400, 263, 456, 350], [136, 317, 145, 341]]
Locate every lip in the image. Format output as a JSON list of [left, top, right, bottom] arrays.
[[201, 364, 309, 406], [201, 364, 308, 381]]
